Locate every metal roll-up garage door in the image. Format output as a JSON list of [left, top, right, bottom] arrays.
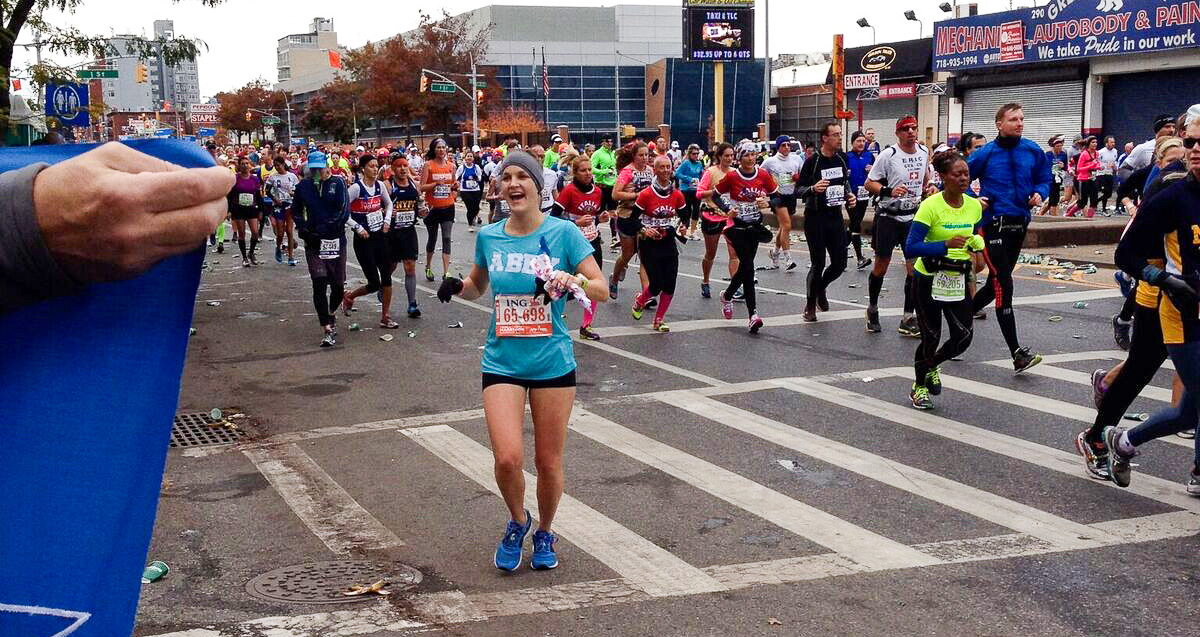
[[938, 95, 949, 145], [858, 96, 917, 148], [962, 81, 1083, 150]]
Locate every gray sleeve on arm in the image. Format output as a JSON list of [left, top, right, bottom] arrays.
[[0, 162, 87, 314]]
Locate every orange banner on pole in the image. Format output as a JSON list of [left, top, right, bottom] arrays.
[[832, 34, 854, 121], [328, 51, 342, 69]]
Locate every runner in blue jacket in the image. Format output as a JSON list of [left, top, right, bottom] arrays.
[[965, 102, 1051, 373]]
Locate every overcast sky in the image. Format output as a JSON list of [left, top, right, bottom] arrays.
[[15, 0, 1027, 101]]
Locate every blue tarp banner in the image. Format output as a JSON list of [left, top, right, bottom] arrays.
[[933, 0, 1200, 71], [0, 140, 210, 637]]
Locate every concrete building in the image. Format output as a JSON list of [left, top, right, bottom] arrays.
[[152, 21, 200, 111], [276, 18, 344, 96], [416, 4, 684, 136], [97, 22, 201, 114], [769, 54, 833, 149]]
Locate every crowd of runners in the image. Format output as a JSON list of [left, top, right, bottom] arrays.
[[205, 100, 1200, 572]]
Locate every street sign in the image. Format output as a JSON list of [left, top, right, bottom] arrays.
[[431, 82, 456, 93], [844, 73, 881, 90], [76, 69, 118, 79], [45, 82, 89, 127], [471, 79, 487, 89], [262, 116, 281, 125], [189, 103, 219, 124], [196, 127, 216, 137]]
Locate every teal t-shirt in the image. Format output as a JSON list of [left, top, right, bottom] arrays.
[[475, 215, 595, 379]]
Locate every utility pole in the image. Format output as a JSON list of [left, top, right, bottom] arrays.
[[284, 92, 293, 147], [762, 0, 770, 141]]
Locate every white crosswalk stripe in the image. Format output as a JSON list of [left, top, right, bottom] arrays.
[[570, 408, 937, 570], [772, 375, 1200, 513], [667, 392, 1107, 551], [401, 424, 725, 598], [1014, 363, 1174, 403]]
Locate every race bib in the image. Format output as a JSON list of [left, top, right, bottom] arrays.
[[365, 210, 384, 232], [735, 202, 761, 222], [434, 183, 451, 199], [464, 179, 479, 190], [237, 193, 254, 207], [573, 217, 599, 240], [494, 295, 552, 337], [821, 167, 844, 180], [643, 215, 673, 229], [319, 238, 341, 260], [396, 210, 415, 226], [825, 185, 846, 207], [931, 270, 966, 302], [857, 186, 869, 200]]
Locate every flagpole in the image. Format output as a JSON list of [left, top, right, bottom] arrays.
[[542, 47, 550, 136]]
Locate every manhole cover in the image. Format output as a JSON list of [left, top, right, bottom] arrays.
[[246, 560, 422, 605], [170, 412, 248, 448]]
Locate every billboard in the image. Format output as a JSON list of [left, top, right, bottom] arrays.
[[933, 0, 1200, 72], [189, 103, 219, 124], [683, 0, 755, 62]]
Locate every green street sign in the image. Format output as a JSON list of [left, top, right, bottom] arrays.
[[76, 69, 118, 79], [431, 82, 456, 94], [472, 80, 487, 88], [262, 116, 281, 125]]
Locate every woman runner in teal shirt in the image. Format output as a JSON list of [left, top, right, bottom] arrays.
[[437, 151, 608, 573]]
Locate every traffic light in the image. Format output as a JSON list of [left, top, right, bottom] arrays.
[[419, 74, 429, 93], [476, 89, 484, 101], [134, 63, 147, 83], [245, 110, 252, 122]]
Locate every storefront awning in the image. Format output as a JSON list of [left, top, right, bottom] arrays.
[[931, 0, 1200, 73]]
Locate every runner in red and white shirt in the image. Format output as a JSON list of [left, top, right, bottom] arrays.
[[631, 155, 688, 332], [554, 154, 610, 340], [713, 140, 778, 333]]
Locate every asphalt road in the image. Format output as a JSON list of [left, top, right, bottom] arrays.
[[132, 213, 1196, 637]]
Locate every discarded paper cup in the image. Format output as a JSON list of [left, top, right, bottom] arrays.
[[141, 561, 169, 583], [1073, 301, 1088, 309], [209, 408, 222, 421], [407, 331, 416, 338], [379, 334, 394, 342], [448, 322, 464, 328]]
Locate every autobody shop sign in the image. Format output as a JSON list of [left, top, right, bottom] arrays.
[[933, 0, 1200, 71]]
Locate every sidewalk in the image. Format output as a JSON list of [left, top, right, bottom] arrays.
[[764, 209, 1127, 250]]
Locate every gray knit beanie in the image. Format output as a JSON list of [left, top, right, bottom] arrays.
[[498, 150, 544, 194]]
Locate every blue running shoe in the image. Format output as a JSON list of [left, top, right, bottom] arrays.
[[1114, 271, 1135, 299], [494, 509, 532, 572], [531, 530, 558, 570], [700, 282, 711, 299]]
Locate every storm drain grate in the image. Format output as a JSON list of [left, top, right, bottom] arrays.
[[245, 560, 423, 605], [170, 412, 248, 448]]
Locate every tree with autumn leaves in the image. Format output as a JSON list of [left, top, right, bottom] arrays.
[[300, 11, 511, 143], [213, 79, 287, 143]]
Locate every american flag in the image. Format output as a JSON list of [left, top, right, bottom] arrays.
[[542, 48, 549, 98]]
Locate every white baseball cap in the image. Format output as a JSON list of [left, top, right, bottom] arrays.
[[472, 145, 481, 153]]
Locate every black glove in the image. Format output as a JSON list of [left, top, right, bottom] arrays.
[[1160, 274, 1199, 321], [437, 277, 463, 303], [533, 278, 554, 306]]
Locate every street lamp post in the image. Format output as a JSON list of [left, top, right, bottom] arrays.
[[856, 18, 876, 45], [433, 25, 479, 149], [613, 50, 643, 143], [904, 10, 924, 38]]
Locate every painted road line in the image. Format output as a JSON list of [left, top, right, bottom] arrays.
[[243, 443, 405, 555], [570, 408, 937, 570], [670, 393, 1105, 551], [575, 338, 728, 386], [401, 425, 724, 598], [1009, 288, 1122, 305], [591, 308, 904, 338], [674, 271, 865, 308], [893, 368, 1190, 450], [1016, 364, 1174, 403], [984, 350, 1127, 366], [772, 377, 1200, 514], [144, 511, 1200, 635], [182, 407, 490, 458]]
